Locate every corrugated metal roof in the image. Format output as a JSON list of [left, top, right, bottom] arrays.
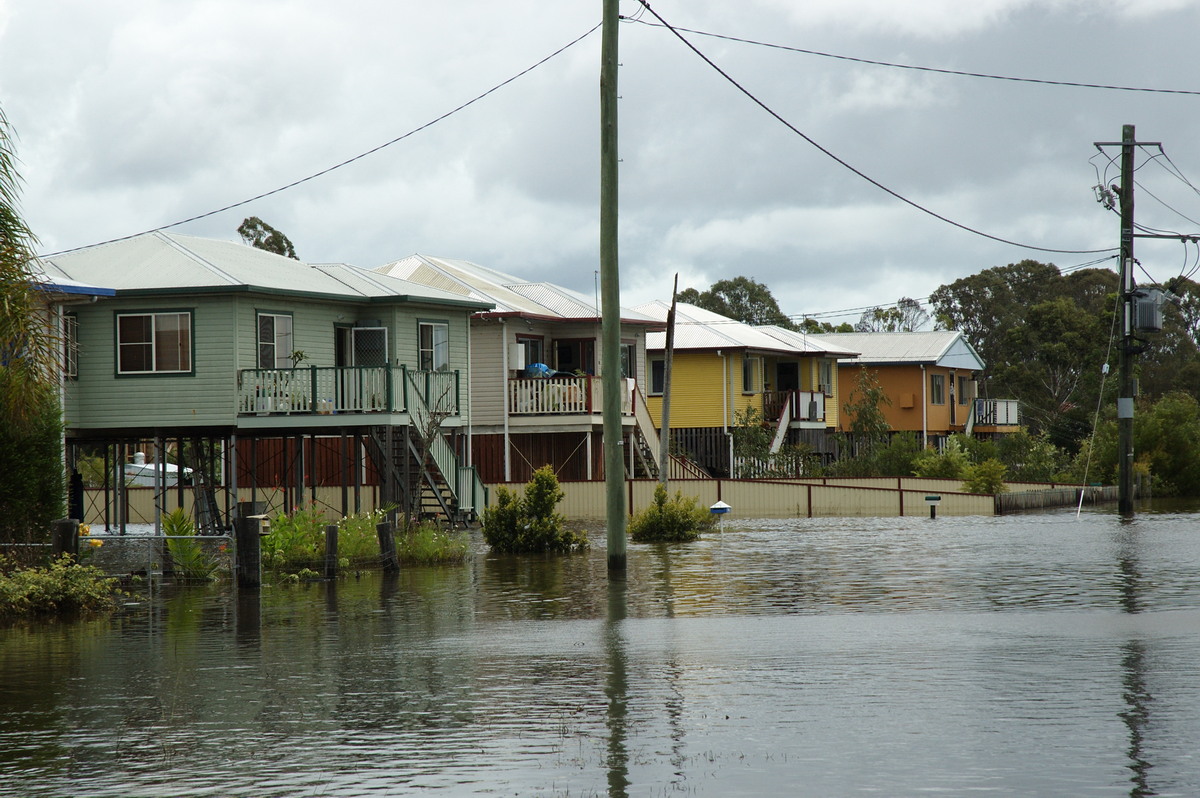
[[756, 325, 860, 357], [637, 301, 811, 354], [376, 254, 660, 323], [818, 331, 985, 369], [39, 232, 489, 308]]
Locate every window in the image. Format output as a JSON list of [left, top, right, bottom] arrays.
[[620, 342, 635, 379], [515, 335, 543, 370], [554, 339, 594, 375], [742, 355, 761, 393], [257, 312, 294, 369], [650, 358, 665, 395], [818, 359, 834, 393], [958, 375, 972, 405], [930, 373, 946, 405], [63, 313, 78, 379], [117, 311, 191, 374], [419, 321, 449, 371]]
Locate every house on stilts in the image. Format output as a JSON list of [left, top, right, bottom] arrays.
[[36, 232, 493, 531]]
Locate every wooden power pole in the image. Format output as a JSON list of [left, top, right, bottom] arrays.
[[600, 0, 626, 571], [1117, 124, 1136, 515]]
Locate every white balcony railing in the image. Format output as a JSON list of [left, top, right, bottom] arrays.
[[237, 366, 459, 417], [508, 375, 634, 416], [973, 398, 1020, 426]]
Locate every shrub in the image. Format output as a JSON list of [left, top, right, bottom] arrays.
[[962, 458, 1008, 494], [912, 438, 970, 479], [0, 554, 123, 622], [629, 484, 713, 543], [482, 466, 587, 553], [262, 503, 328, 571], [162, 508, 219, 582], [336, 507, 394, 566], [395, 522, 469, 564]]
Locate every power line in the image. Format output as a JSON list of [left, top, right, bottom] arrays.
[[38, 22, 603, 259], [626, 18, 1200, 96], [631, 1, 1116, 257], [791, 254, 1118, 321]]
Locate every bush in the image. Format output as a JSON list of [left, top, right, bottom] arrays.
[[912, 438, 970, 479], [962, 458, 1008, 494], [629, 484, 713, 543], [0, 554, 123, 622], [162, 508, 219, 582], [482, 466, 587, 553]]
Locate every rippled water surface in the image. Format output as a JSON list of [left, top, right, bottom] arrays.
[[3, 506, 1200, 796]]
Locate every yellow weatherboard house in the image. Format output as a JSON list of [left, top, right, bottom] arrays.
[[636, 301, 858, 477]]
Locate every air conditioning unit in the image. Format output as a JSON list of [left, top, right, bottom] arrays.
[[509, 343, 527, 371]]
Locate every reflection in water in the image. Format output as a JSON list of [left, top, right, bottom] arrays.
[[605, 575, 630, 798], [235, 588, 261, 647], [1120, 640, 1154, 798], [2, 511, 1200, 796], [1114, 521, 1155, 797]]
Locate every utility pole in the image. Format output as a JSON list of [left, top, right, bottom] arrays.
[[1117, 124, 1136, 515], [600, 0, 626, 572], [658, 274, 678, 488]]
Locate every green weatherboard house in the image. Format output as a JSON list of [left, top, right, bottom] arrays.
[[38, 231, 493, 528]]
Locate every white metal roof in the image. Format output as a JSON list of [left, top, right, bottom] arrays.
[[637, 301, 824, 354], [38, 232, 490, 308], [375, 254, 660, 324], [756, 325, 861, 358], [818, 331, 985, 370]]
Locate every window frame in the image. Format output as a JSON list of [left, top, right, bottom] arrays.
[[418, 320, 450, 372], [515, 334, 544, 371], [742, 354, 762, 394], [63, 312, 78, 379], [620, 340, 636, 380], [115, 310, 193, 376], [649, 357, 665, 396], [256, 311, 295, 369], [930, 373, 946, 405]]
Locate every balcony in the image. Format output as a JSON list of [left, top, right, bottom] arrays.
[[973, 398, 1020, 427], [762, 390, 826, 423], [237, 366, 459, 417], [508, 375, 633, 416]]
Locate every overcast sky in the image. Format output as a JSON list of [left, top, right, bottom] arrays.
[[4, 0, 1200, 326]]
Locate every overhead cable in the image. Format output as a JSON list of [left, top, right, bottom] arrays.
[[631, 1, 1116, 256]]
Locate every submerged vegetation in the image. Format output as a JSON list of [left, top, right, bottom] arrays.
[[263, 504, 469, 575], [482, 466, 587, 553], [629, 484, 713, 543], [0, 554, 123, 623]]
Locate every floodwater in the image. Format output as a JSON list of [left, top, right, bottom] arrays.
[[3, 505, 1200, 797]]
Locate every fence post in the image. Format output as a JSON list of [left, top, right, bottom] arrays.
[[376, 521, 399, 573], [51, 518, 79, 559], [324, 523, 339, 580], [236, 514, 266, 589]]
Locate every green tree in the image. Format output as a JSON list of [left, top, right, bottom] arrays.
[[855, 297, 929, 332], [678, 276, 798, 328], [237, 216, 299, 259], [1, 106, 65, 546], [930, 259, 1061, 372], [930, 261, 1120, 450]]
